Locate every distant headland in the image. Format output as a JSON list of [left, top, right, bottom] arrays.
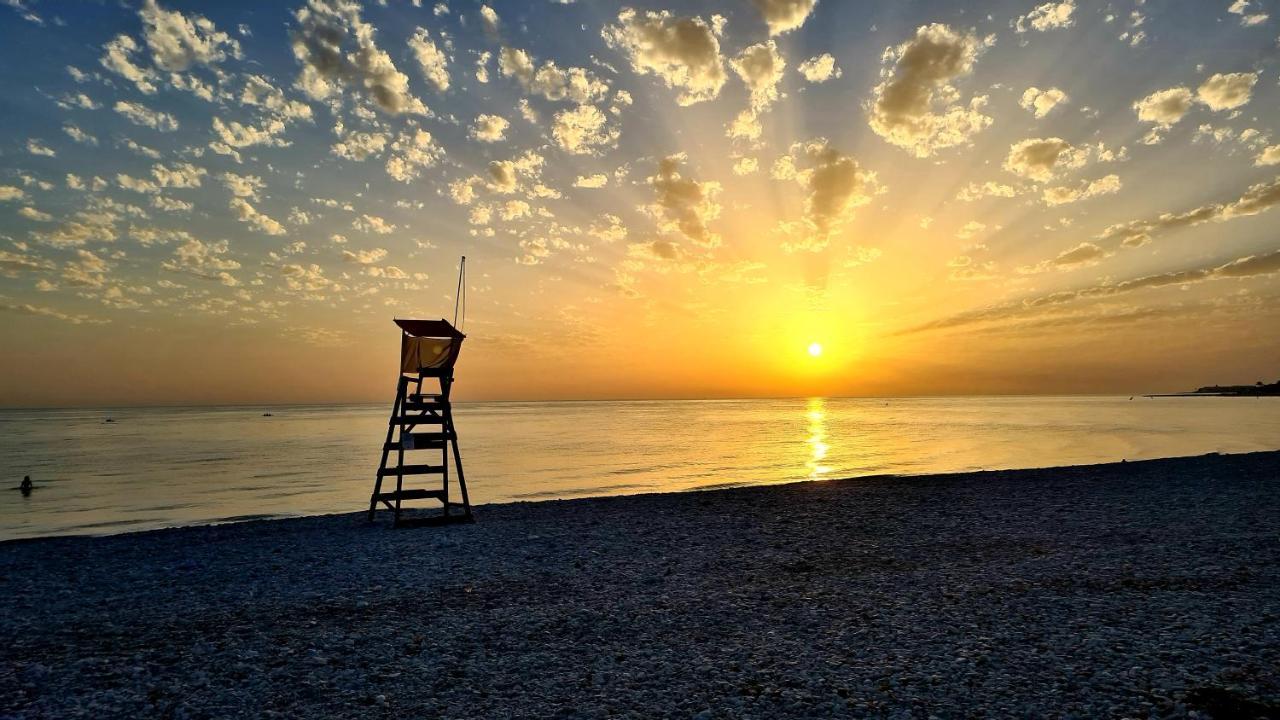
[[1148, 380, 1280, 397]]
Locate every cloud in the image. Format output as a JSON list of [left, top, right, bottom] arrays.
[[1133, 87, 1193, 127], [574, 174, 609, 188], [797, 54, 841, 83], [868, 24, 993, 158], [1256, 145, 1280, 166], [221, 172, 265, 200], [100, 34, 158, 94], [727, 41, 785, 140], [342, 247, 388, 264], [956, 180, 1017, 201], [602, 8, 726, 106], [140, 0, 241, 72], [1012, 0, 1076, 32], [162, 236, 241, 285], [749, 0, 817, 36], [0, 186, 27, 202], [19, 207, 53, 222], [1098, 175, 1280, 248], [733, 157, 759, 175], [498, 47, 611, 104], [385, 128, 442, 182], [115, 101, 180, 132], [1196, 72, 1257, 111], [1003, 137, 1100, 182], [331, 131, 388, 161], [151, 162, 206, 188], [1, 302, 104, 325], [775, 139, 880, 252], [353, 214, 396, 234], [1227, 0, 1269, 26], [1019, 87, 1068, 118], [470, 113, 509, 142], [290, 0, 425, 115], [26, 139, 55, 157], [479, 5, 500, 35], [552, 104, 618, 154], [1041, 174, 1122, 206], [240, 75, 314, 121], [409, 27, 450, 92], [230, 197, 287, 235], [909, 246, 1280, 334], [645, 153, 722, 248], [63, 124, 98, 146]]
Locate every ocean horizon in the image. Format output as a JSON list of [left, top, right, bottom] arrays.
[[4, 395, 1279, 541]]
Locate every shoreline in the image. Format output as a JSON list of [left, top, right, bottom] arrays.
[[3, 451, 1278, 717], [3, 449, 1275, 546]]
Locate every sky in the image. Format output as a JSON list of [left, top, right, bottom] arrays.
[[1, 0, 1279, 406]]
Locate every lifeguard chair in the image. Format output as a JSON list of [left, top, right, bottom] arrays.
[[367, 315, 473, 527]]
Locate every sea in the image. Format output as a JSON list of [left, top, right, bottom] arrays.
[[2, 396, 1278, 540]]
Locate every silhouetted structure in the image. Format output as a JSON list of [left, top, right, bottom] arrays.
[[367, 317, 472, 527]]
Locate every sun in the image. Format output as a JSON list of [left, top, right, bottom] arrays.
[[807, 342, 823, 357]]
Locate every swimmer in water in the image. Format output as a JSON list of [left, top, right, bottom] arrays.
[[19, 476, 33, 496]]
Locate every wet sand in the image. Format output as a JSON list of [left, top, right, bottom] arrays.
[[3, 452, 1278, 718]]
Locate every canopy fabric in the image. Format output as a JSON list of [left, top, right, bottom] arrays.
[[393, 318, 465, 339], [401, 337, 458, 373]]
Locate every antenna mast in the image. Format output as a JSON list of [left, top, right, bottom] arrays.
[[453, 256, 466, 330]]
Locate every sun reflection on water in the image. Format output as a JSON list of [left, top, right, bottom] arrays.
[[805, 397, 831, 479]]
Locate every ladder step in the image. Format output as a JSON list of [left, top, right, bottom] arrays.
[[408, 393, 443, 402], [376, 489, 445, 502], [378, 464, 446, 477], [385, 432, 451, 451], [403, 401, 449, 412], [389, 414, 446, 425]]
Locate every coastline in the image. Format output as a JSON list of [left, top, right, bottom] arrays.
[[3, 451, 1278, 717]]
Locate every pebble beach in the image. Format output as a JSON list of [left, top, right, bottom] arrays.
[[2, 451, 1278, 718]]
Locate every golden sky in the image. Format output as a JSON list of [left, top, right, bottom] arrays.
[[1, 0, 1279, 406]]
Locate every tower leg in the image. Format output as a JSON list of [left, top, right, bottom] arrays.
[[368, 375, 406, 521]]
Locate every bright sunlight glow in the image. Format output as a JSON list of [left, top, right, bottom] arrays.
[[808, 342, 823, 357]]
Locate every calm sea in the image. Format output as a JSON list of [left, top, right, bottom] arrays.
[[2, 396, 1278, 540]]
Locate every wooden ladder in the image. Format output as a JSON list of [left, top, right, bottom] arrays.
[[367, 370, 472, 527]]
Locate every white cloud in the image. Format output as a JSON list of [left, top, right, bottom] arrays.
[[1197, 72, 1257, 111], [750, 0, 817, 36], [1003, 137, 1096, 182], [552, 105, 618, 154], [797, 54, 841, 83], [331, 131, 388, 161], [470, 113, 510, 142], [1042, 174, 1122, 205], [1019, 87, 1068, 118], [733, 157, 759, 175], [140, 0, 241, 72], [498, 47, 610, 104], [868, 24, 993, 158], [775, 139, 881, 252], [151, 162, 206, 188], [479, 5, 500, 35], [409, 27, 450, 92], [645, 153, 722, 248], [100, 34, 158, 94], [115, 101, 180, 132], [342, 247, 388, 264], [602, 8, 726, 106], [1227, 0, 1269, 26], [230, 197, 286, 235], [26, 139, 56, 157], [957, 181, 1018, 202], [162, 236, 241, 285], [0, 186, 27, 202], [385, 129, 442, 182], [221, 172, 265, 200], [1133, 87, 1194, 127], [574, 174, 609, 188], [1256, 145, 1280, 166], [63, 124, 98, 146], [353, 214, 396, 234], [291, 0, 426, 115], [1013, 0, 1076, 32], [728, 41, 785, 140], [19, 207, 54, 222]]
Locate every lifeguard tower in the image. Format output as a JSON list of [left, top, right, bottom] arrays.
[[367, 283, 473, 526]]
